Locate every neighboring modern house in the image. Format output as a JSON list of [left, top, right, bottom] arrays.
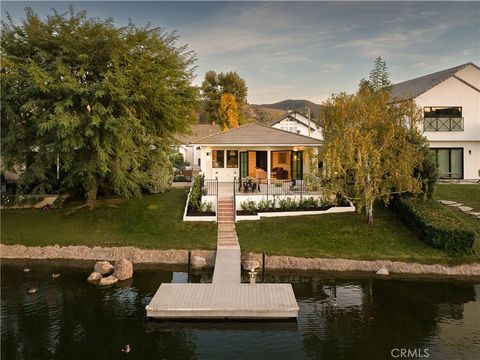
[[191, 122, 322, 183], [174, 122, 221, 170], [269, 110, 322, 140], [391, 62, 480, 180]]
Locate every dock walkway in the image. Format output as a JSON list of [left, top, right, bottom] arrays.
[[146, 197, 299, 319]]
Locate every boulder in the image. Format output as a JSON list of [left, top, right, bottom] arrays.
[[87, 271, 103, 282], [242, 260, 261, 271], [191, 256, 207, 269], [112, 258, 133, 280], [94, 261, 114, 275], [99, 275, 118, 286], [376, 268, 389, 276]]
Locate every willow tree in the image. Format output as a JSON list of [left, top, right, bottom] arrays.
[[218, 93, 239, 129], [1, 8, 198, 206], [320, 85, 424, 224]]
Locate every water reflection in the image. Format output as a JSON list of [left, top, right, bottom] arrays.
[[1, 260, 479, 360]]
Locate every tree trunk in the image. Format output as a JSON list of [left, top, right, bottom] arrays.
[[366, 201, 374, 225], [86, 182, 98, 208]]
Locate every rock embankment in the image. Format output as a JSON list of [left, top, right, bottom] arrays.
[[0, 244, 215, 266], [1, 244, 479, 276]]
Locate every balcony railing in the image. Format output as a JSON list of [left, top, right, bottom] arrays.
[[423, 117, 464, 132]]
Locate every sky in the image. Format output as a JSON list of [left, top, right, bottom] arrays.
[[2, 1, 479, 104]]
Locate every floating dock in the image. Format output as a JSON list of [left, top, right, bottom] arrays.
[[146, 197, 299, 319]]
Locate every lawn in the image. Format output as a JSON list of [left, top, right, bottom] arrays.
[[0, 189, 217, 250], [236, 201, 480, 264], [433, 183, 480, 210]]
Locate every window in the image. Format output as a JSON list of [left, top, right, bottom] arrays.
[[431, 148, 463, 179], [423, 107, 463, 131], [227, 150, 238, 168], [212, 150, 224, 168]]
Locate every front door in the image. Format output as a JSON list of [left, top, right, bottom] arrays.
[[291, 151, 303, 180], [239, 151, 248, 179]]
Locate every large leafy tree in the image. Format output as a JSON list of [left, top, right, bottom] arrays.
[[1, 8, 198, 206], [201, 70, 247, 124], [320, 85, 425, 224]]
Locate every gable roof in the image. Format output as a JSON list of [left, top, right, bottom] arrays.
[[191, 122, 322, 146], [269, 110, 315, 129], [175, 123, 221, 144], [390, 62, 479, 100]]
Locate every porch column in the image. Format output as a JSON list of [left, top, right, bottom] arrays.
[[267, 150, 271, 180]]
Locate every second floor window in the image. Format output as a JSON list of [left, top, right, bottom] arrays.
[[423, 107, 463, 131]]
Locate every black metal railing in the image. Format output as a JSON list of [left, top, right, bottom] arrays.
[[203, 178, 218, 196], [233, 178, 320, 201], [423, 117, 464, 131]]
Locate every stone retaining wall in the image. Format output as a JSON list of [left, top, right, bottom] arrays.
[[1, 244, 479, 276]]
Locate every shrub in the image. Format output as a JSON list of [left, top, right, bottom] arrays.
[[52, 196, 66, 209], [199, 201, 213, 213], [189, 175, 203, 210], [1, 194, 45, 208], [145, 161, 173, 194], [258, 199, 275, 212], [393, 197, 475, 253], [240, 200, 257, 214]]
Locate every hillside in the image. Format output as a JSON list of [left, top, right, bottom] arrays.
[[259, 99, 321, 117]]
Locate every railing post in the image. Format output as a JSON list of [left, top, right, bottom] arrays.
[[216, 178, 219, 223], [233, 176, 236, 223], [267, 178, 269, 201]]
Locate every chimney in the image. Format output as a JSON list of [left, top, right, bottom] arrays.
[[211, 120, 215, 127]]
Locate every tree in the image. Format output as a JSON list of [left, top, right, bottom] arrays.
[[1, 7, 198, 206], [201, 70, 247, 124], [218, 93, 239, 129], [320, 86, 424, 224], [368, 56, 391, 91]]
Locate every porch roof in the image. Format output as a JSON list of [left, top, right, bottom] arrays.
[[191, 122, 322, 146]]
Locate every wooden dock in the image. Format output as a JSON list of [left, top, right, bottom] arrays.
[[146, 197, 299, 319]]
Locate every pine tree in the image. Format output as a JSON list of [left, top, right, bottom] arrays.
[[368, 56, 392, 91], [1, 7, 198, 206]]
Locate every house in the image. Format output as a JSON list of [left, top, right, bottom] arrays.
[[174, 122, 221, 171], [269, 110, 322, 140], [191, 122, 322, 183], [391, 62, 480, 180]]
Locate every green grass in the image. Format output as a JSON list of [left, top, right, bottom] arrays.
[[236, 204, 480, 264], [433, 183, 480, 210], [1, 189, 216, 250]]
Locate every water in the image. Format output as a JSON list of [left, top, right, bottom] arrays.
[[1, 260, 479, 360]]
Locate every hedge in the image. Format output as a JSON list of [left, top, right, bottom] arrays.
[[393, 197, 475, 253]]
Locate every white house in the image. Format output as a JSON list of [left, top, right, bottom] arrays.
[[269, 110, 322, 140], [391, 62, 480, 180], [174, 122, 221, 170]]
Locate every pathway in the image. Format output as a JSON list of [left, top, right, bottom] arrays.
[[438, 200, 480, 219]]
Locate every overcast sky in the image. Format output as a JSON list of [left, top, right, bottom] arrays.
[[3, 1, 479, 104]]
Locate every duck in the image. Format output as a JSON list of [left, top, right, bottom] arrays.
[[27, 288, 37, 294], [23, 267, 31, 272], [121, 344, 130, 353], [52, 273, 61, 278]]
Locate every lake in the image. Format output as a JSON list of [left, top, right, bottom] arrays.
[[1, 260, 479, 359]]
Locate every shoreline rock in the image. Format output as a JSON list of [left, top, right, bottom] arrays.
[[112, 258, 133, 280], [1, 244, 479, 277], [94, 261, 114, 275]]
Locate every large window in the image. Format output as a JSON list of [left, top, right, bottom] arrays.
[[227, 150, 238, 168], [423, 107, 463, 131], [431, 148, 463, 179], [212, 150, 224, 168]]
